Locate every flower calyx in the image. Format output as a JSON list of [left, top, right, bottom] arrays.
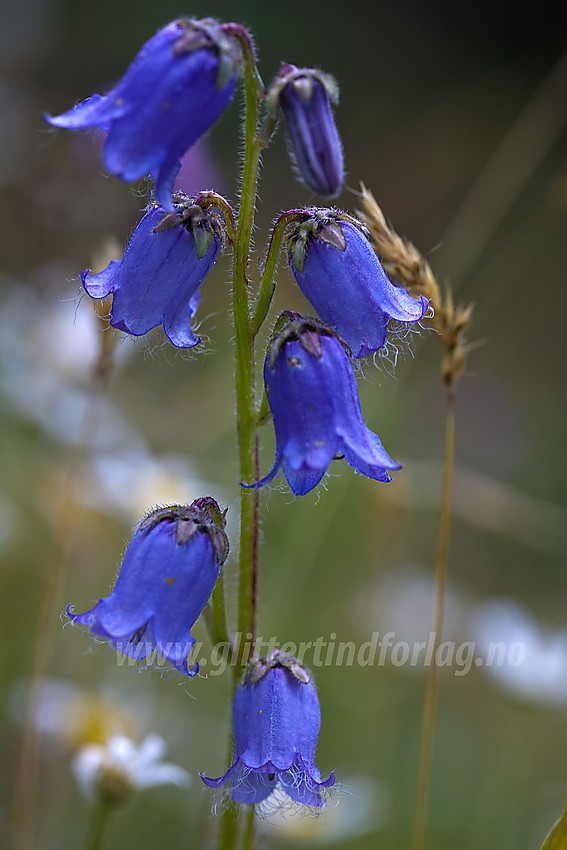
[[153, 192, 227, 258], [268, 311, 348, 369], [139, 498, 229, 564], [246, 648, 311, 687], [268, 63, 338, 111], [173, 18, 242, 89], [286, 208, 366, 272]]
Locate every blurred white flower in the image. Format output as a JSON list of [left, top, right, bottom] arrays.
[[0, 282, 136, 449], [470, 599, 567, 705], [72, 734, 190, 804], [76, 448, 219, 522], [259, 775, 387, 844], [9, 678, 136, 751], [0, 283, 226, 523]]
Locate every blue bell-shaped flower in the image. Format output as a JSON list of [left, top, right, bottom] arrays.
[[81, 194, 223, 348], [246, 313, 401, 496], [46, 19, 240, 210], [201, 649, 335, 806], [288, 210, 428, 357], [68, 498, 229, 676]]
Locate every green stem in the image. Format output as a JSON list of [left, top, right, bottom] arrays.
[[216, 801, 241, 850], [251, 209, 306, 336], [85, 801, 113, 850], [409, 389, 455, 850], [211, 574, 232, 648], [231, 36, 263, 661], [213, 29, 265, 850], [214, 755, 256, 850], [241, 805, 256, 850], [196, 191, 237, 244], [203, 583, 231, 651]]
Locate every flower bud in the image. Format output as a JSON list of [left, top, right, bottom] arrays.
[[81, 194, 223, 348], [46, 19, 241, 210], [274, 64, 343, 197], [288, 210, 428, 357], [201, 649, 335, 807], [68, 498, 229, 675], [245, 313, 401, 496]]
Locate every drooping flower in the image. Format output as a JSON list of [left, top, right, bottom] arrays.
[[68, 498, 229, 676], [81, 194, 222, 348], [246, 313, 401, 496], [73, 734, 190, 805], [288, 210, 428, 357], [201, 650, 335, 807], [272, 64, 343, 197], [46, 19, 240, 210]]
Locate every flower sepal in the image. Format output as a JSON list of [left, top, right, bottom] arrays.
[[287, 208, 357, 272], [153, 192, 226, 258], [172, 17, 242, 89], [247, 648, 311, 686], [139, 498, 229, 564], [268, 311, 344, 368], [268, 64, 339, 114]]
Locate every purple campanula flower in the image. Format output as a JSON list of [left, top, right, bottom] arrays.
[[81, 194, 223, 348], [46, 19, 240, 210], [246, 314, 401, 496], [288, 210, 428, 357], [272, 64, 343, 197], [67, 498, 229, 676], [201, 650, 335, 807]]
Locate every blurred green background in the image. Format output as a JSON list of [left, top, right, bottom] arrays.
[[2, 0, 567, 848]]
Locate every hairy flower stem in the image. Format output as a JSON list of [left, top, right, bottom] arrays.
[[409, 389, 455, 850], [232, 29, 263, 664], [252, 209, 306, 335], [215, 34, 264, 850], [204, 580, 231, 649]]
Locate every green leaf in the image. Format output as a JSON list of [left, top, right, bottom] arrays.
[[541, 803, 567, 850]]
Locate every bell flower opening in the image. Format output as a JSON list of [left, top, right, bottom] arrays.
[[201, 650, 335, 808], [288, 211, 428, 357], [81, 195, 222, 348], [67, 498, 229, 676], [46, 19, 240, 210], [244, 314, 401, 496]]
